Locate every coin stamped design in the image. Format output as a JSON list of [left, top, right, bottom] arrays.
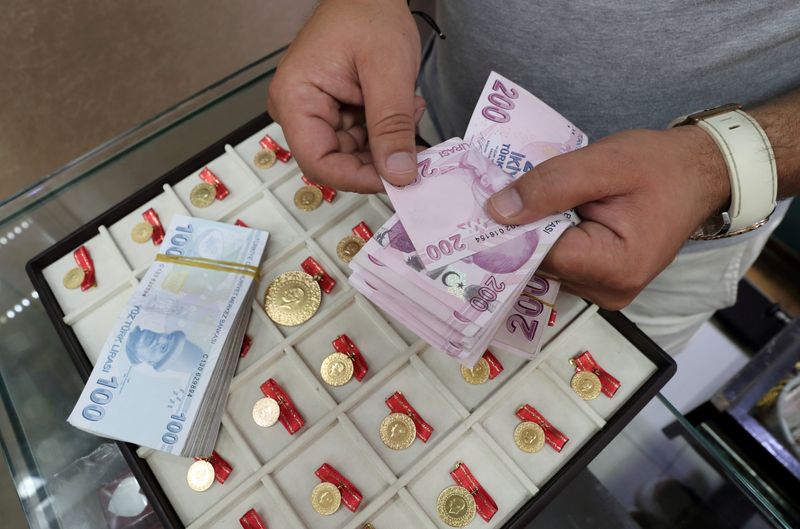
[[252, 397, 280, 427], [436, 485, 476, 527], [62, 267, 86, 289], [379, 412, 416, 450], [460, 357, 490, 385], [294, 185, 323, 212], [190, 182, 216, 208], [254, 149, 277, 169], [311, 481, 341, 515], [514, 421, 545, 453], [264, 271, 322, 326], [336, 235, 365, 263], [320, 352, 354, 386], [186, 460, 215, 492], [571, 370, 602, 400], [131, 222, 154, 244]]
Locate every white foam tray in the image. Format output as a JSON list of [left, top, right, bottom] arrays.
[[44, 122, 657, 529]]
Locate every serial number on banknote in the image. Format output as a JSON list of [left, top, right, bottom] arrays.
[[474, 224, 520, 243]]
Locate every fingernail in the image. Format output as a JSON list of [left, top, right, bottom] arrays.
[[385, 151, 416, 176], [489, 187, 523, 218], [414, 106, 426, 124]]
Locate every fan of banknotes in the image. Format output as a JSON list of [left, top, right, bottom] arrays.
[[68, 216, 268, 456], [349, 72, 588, 367]]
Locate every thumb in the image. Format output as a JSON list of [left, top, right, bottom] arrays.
[[360, 57, 419, 186], [486, 148, 621, 224]]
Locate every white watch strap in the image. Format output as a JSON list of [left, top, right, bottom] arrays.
[[693, 109, 777, 233]]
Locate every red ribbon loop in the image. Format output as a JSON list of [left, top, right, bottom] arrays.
[[573, 351, 620, 398], [239, 334, 252, 359], [352, 221, 373, 241], [199, 167, 230, 200], [142, 208, 165, 245], [315, 463, 363, 512], [301, 256, 336, 294], [482, 350, 503, 380], [234, 218, 249, 227], [450, 462, 497, 522], [332, 334, 368, 381], [73, 245, 96, 290], [193, 450, 232, 484], [260, 378, 305, 434], [259, 135, 292, 163], [301, 175, 337, 202], [548, 308, 558, 327], [239, 509, 267, 529], [386, 391, 433, 442], [516, 404, 569, 452]]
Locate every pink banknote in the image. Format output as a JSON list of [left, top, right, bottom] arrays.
[[492, 275, 560, 359], [383, 138, 554, 269]]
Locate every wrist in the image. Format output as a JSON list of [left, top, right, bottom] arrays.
[[666, 124, 731, 220]]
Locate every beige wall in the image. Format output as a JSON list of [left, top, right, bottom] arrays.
[[0, 0, 316, 200]]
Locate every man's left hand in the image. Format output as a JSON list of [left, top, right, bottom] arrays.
[[486, 127, 730, 310]]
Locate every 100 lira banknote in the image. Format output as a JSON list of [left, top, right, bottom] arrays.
[[68, 216, 268, 455]]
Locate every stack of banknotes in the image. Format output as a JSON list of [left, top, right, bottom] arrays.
[[68, 216, 268, 456], [349, 72, 588, 366]]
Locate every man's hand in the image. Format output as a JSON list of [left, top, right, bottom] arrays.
[[486, 127, 730, 310], [267, 0, 423, 193]]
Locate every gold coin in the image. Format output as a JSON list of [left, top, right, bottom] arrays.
[[252, 397, 280, 427], [460, 357, 490, 385], [186, 460, 215, 492], [62, 267, 85, 290], [264, 271, 322, 326], [336, 235, 365, 264], [131, 222, 154, 244], [379, 412, 416, 450], [436, 485, 476, 528], [571, 370, 602, 400], [311, 481, 341, 516], [190, 182, 216, 208], [514, 421, 545, 453], [320, 352, 354, 386], [293, 185, 323, 212], [254, 148, 277, 169]]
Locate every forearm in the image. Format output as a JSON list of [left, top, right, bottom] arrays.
[[748, 88, 800, 199]]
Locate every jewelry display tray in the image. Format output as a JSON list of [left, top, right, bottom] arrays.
[[27, 114, 676, 529]]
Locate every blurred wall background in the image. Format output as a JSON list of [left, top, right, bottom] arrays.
[[0, 0, 316, 200]]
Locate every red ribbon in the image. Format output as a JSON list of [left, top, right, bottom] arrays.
[[301, 256, 336, 294], [450, 462, 497, 522], [386, 392, 433, 442], [332, 334, 368, 381], [315, 463, 362, 512], [142, 208, 165, 245], [516, 404, 569, 452], [239, 335, 252, 359], [548, 308, 558, 327], [572, 351, 620, 398], [352, 221, 373, 241], [193, 450, 232, 484], [199, 167, 230, 200], [482, 350, 503, 380], [260, 378, 304, 434], [73, 245, 96, 290], [301, 175, 337, 202], [239, 509, 267, 529], [234, 218, 249, 227], [259, 135, 292, 163]]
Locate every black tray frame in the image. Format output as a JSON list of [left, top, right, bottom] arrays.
[[27, 113, 676, 529]]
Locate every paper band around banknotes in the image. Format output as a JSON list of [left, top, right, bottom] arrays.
[[155, 253, 260, 278]]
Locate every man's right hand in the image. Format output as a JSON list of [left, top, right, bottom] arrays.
[[267, 0, 423, 193]]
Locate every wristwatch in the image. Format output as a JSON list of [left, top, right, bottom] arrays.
[[669, 103, 777, 240]]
